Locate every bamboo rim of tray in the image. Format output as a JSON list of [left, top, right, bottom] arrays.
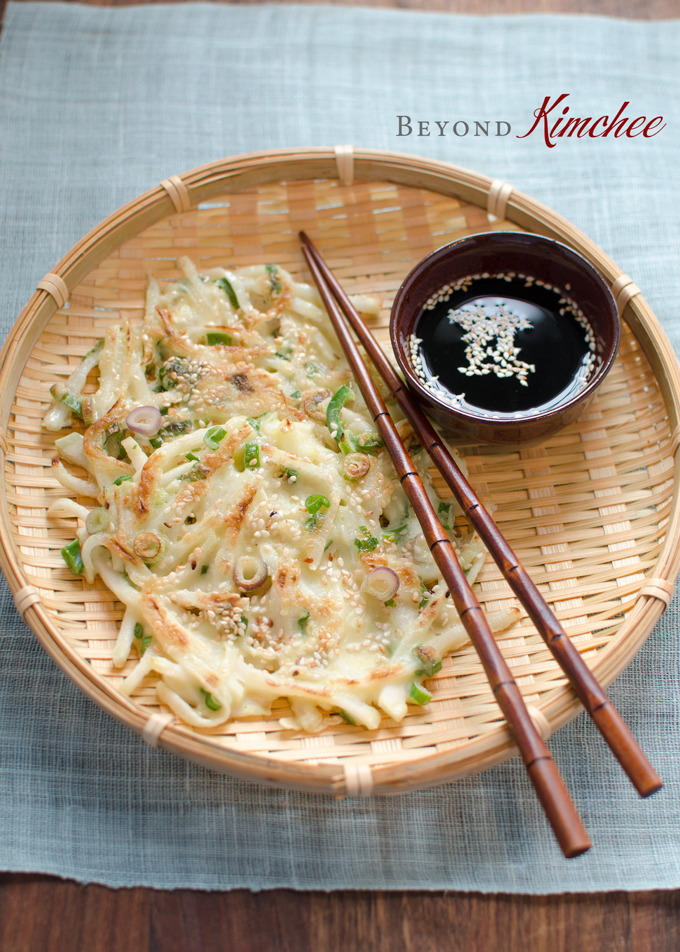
[[1, 146, 679, 797]]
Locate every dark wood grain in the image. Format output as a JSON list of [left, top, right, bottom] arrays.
[[1, 876, 680, 952], [1, 0, 678, 945]]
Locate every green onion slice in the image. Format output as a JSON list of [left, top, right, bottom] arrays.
[[200, 688, 222, 712], [216, 276, 239, 309], [354, 534, 378, 552], [61, 539, 84, 575], [105, 428, 127, 460], [356, 433, 383, 453], [266, 263, 282, 295], [84, 339, 105, 360], [413, 645, 442, 677], [408, 682, 433, 706], [85, 507, 110, 535], [305, 494, 330, 514], [326, 384, 354, 453], [203, 426, 227, 450], [133, 622, 152, 653], [298, 609, 310, 634], [244, 443, 260, 468], [206, 331, 232, 346], [61, 392, 82, 415]]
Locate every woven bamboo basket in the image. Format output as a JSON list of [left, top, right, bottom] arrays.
[[1, 146, 679, 798]]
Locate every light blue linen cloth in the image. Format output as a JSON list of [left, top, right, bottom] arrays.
[[1, 2, 679, 892]]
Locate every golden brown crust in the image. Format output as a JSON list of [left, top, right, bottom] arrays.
[[141, 592, 190, 649], [83, 399, 132, 481], [223, 483, 259, 547]]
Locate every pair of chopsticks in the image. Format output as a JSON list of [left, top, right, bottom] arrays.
[[299, 231, 662, 859]]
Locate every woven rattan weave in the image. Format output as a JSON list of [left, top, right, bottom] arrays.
[[1, 148, 678, 796]]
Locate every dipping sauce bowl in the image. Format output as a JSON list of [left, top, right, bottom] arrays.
[[390, 232, 620, 445]]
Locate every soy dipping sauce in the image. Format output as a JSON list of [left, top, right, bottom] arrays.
[[411, 273, 597, 417]]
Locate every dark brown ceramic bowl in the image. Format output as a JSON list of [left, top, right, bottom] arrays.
[[390, 232, 620, 445]]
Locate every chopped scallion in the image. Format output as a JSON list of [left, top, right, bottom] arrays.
[[83, 339, 105, 360], [158, 420, 192, 441], [408, 682, 433, 706], [200, 688, 222, 712], [266, 263, 282, 295], [206, 331, 232, 346], [133, 622, 152, 653], [356, 433, 383, 453], [354, 533, 378, 552], [104, 427, 126, 460], [204, 426, 227, 450], [50, 383, 83, 416], [413, 645, 442, 677], [61, 392, 83, 414], [346, 431, 383, 454], [113, 474, 133, 486], [216, 277, 239, 309], [85, 507, 109, 535], [244, 442, 260, 468], [61, 539, 83, 576], [298, 609, 310, 634], [383, 504, 410, 545], [326, 384, 354, 452], [305, 494, 330, 514]]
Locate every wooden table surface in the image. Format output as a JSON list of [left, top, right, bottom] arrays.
[[0, 0, 678, 948]]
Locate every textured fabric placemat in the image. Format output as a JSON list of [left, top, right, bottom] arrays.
[[1, 2, 680, 893]]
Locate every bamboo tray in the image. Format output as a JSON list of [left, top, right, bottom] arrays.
[[1, 147, 679, 797]]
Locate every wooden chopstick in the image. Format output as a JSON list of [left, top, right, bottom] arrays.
[[300, 239, 591, 859], [300, 230, 662, 801]]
